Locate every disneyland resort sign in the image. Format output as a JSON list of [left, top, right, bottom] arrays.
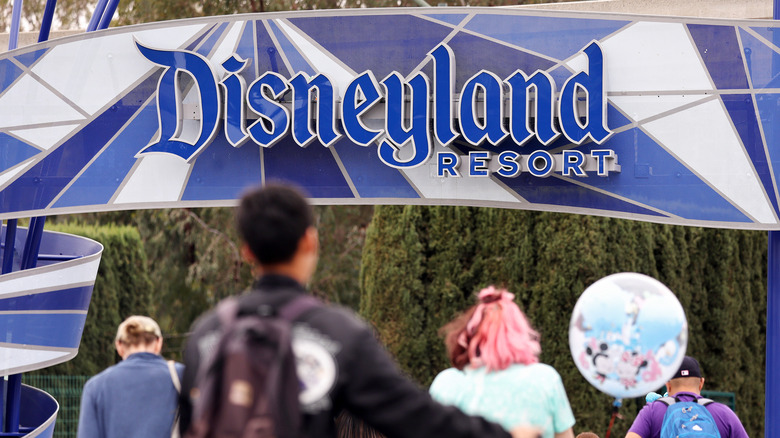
[[135, 40, 619, 178], [1, 11, 776, 226]]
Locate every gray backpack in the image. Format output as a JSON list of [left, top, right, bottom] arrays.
[[187, 295, 320, 438]]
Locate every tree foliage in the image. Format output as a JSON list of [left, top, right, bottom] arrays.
[[0, 0, 572, 36], [134, 208, 249, 339], [0, 0, 89, 34], [54, 205, 373, 359], [360, 205, 427, 375], [360, 206, 767, 437], [114, 0, 561, 27], [130, 205, 373, 338], [312, 205, 375, 308]]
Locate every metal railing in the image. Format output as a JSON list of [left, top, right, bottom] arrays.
[[21, 376, 89, 438], [701, 390, 737, 411]]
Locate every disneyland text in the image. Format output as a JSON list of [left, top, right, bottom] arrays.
[[135, 40, 618, 175]]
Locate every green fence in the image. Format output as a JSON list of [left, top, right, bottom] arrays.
[[22, 375, 88, 438], [702, 390, 737, 411]]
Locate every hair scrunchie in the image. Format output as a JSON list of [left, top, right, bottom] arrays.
[[455, 285, 540, 370]]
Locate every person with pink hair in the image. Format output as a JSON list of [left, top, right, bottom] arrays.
[[430, 286, 575, 438]]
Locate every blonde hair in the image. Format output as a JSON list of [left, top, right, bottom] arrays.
[[115, 315, 161, 346]]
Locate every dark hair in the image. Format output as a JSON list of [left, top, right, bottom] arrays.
[[236, 184, 314, 265], [442, 307, 477, 370], [335, 411, 385, 438]]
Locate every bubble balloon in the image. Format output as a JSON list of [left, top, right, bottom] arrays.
[[569, 273, 688, 399]]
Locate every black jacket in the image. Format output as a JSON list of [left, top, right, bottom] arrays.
[[180, 274, 513, 438]]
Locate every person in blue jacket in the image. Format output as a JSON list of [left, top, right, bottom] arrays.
[[77, 315, 183, 438]]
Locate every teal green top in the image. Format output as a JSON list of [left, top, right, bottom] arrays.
[[429, 363, 575, 438]]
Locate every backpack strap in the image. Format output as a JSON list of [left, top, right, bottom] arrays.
[[168, 360, 181, 393], [658, 396, 676, 407], [278, 295, 321, 321], [658, 395, 715, 407], [216, 297, 241, 329], [168, 360, 181, 438], [697, 397, 715, 407], [220, 293, 320, 325]]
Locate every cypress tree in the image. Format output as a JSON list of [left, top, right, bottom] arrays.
[[470, 208, 538, 306], [360, 205, 428, 383], [420, 206, 481, 382], [360, 207, 767, 437]]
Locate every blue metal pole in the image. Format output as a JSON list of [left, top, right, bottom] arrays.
[[19, 226, 34, 272], [37, 0, 58, 43], [3, 217, 48, 433], [3, 376, 21, 434], [1, 221, 17, 275], [769, 5, 780, 438], [86, 0, 109, 32], [5, 1, 57, 434], [20, 217, 46, 270], [0, 219, 15, 433], [0, 378, 4, 437], [769, 232, 780, 437], [8, 0, 24, 51], [97, 0, 120, 30]]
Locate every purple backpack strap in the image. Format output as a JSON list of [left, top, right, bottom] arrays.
[[216, 293, 319, 326], [216, 297, 240, 327], [278, 295, 321, 321]]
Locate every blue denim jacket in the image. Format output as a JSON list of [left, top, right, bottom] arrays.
[[78, 352, 183, 438]]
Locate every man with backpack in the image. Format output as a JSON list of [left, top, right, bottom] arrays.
[[179, 183, 541, 438], [625, 356, 748, 438]]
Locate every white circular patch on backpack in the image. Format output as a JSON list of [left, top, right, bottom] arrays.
[[292, 338, 337, 406]]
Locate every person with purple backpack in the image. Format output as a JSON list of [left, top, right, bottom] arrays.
[[626, 356, 747, 438], [179, 183, 541, 438]]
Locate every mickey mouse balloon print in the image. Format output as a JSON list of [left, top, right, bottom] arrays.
[[569, 273, 688, 399]]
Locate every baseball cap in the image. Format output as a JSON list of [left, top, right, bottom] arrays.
[[672, 356, 702, 379]]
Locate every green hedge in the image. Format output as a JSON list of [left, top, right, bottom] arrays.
[[360, 206, 766, 437]]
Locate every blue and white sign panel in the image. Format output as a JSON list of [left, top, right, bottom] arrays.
[[1, 8, 780, 229], [0, 226, 102, 375]]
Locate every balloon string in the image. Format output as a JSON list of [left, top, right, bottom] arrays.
[[605, 412, 617, 438], [605, 399, 622, 438]]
